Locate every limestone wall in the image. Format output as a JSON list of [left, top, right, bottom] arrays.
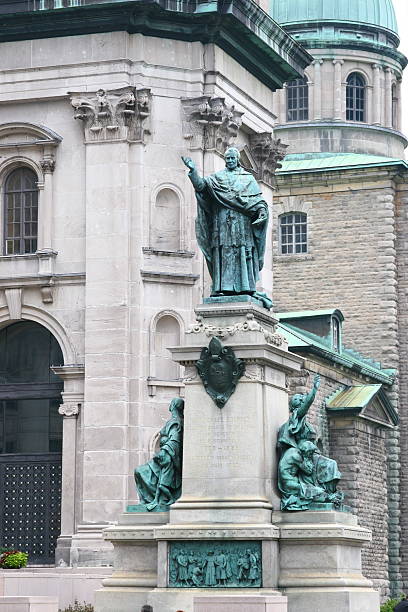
[[0, 28, 278, 565]]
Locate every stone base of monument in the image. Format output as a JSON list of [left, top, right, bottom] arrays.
[[94, 301, 379, 612], [95, 512, 287, 612], [275, 510, 380, 612], [193, 595, 288, 611]]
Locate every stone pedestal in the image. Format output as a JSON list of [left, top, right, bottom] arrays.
[[169, 301, 302, 525], [194, 595, 288, 611], [275, 510, 380, 611], [94, 300, 379, 612]]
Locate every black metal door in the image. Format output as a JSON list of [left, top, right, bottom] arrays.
[[0, 453, 62, 564], [0, 321, 64, 565]]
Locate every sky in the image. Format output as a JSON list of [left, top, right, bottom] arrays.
[[393, 0, 408, 134]]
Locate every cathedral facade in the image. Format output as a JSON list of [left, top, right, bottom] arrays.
[[0, 0, 407, 607]]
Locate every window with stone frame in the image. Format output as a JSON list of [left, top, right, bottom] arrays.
[[279, 212, 307, 255], [4, 167, 38, 255], [346, 73, 366, 122], [286, 77, 309, 122]]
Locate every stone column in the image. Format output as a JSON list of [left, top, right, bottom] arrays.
[[396, 79, 402, 131], [372, 64, 382, 125], [51, 364, 84, 567], [38, 155, 55, 251], [279, 87, 287, 124], [384, 67, 393, 128], [367, 85, 373, 125], [313, 60, 323, 120], [68, 87, 151, 565], [332, 59, 343, 121]]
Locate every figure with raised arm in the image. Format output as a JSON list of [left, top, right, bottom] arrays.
[[181, 149, 271, 308]]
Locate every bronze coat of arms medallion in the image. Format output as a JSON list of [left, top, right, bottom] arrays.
[[196, 337, 245, 408]]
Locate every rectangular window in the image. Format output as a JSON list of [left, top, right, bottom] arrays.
[[287, 78, 309, 122], [280, 213, 307, 255]]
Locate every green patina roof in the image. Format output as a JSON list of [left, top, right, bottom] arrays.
[[278, 309, 344, 322], [326, 384, 398, 425], [277, 320, 395, 385], [327, 384, 382, 409], [269, 0, 398, 34], [277, 152, 408, 174]]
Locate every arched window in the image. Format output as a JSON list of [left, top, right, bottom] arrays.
[[0, 321, 64, 564], [287, 77, 309, 122], [4, 168, 38, 255], [151, 188, 180, 251], [279, 212, 307, 255], [346, 73, 366, 122], [154, 315, 180, 380]]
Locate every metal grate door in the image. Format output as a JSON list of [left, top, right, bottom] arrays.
[[0, 454, 62, 564]]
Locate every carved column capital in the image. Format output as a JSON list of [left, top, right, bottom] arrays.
[[70, 86, 152, 143], [248, 133, 288, 187], [40, 157, 56, 174], [332, 59, 344, 66], [58, 403, 80, 418], [181, 96, 243, 153]]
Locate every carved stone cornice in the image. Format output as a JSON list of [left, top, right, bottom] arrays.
[[181, 96, 243, 153], [70, 87, 151, 143], [249, 133, 288, 186]]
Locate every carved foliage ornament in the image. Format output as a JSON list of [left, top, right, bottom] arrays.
[[70, 86, 151, 142], [248, 134, 288, 186], [196, 337, 245, 409], [182, 96, 243, 153]]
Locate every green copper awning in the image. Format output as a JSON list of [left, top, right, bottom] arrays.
[[326, 384, 398, 426], [327, 385, 382, 409]]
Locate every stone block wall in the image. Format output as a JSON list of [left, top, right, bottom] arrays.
[[273, 171, 398, 366], [396, 185, 408, 591], [329, 417, 389, 596], [274, 167, 406, 595]]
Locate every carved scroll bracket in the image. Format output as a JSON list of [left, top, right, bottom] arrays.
[[182, 96, 243, 153], [70, 86, 151, 143]]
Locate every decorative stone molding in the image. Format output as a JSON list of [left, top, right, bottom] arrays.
[[5, 287, 23, 319], [40, 157, 56, 174], [186, 312, 287, 348], [70, 87, 151, 143], [104, 524, 279, 541], [280, 525, 371, 542], [58, 403, 80, 418], [141, 270, 199, 285], [248, 133, 288, 186], [244, 363, 265, 381], [181, 96, 243, 153]]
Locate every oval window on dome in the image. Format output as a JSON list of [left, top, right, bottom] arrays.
[[346, 73, 366, 123]]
